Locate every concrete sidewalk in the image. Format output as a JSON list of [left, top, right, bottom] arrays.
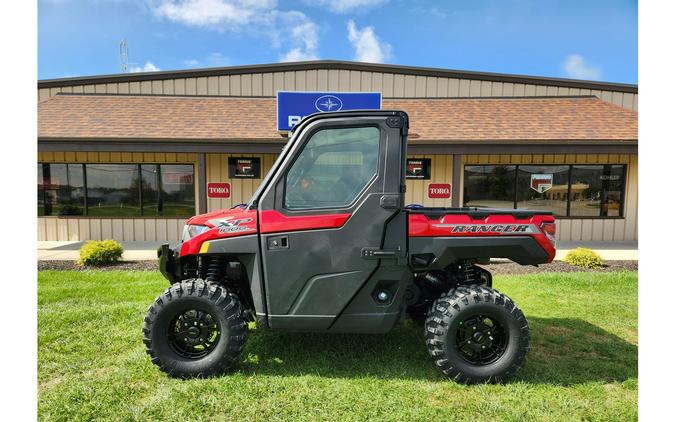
[[38, 240, 637, 261], [38, 241, 175, 261], [554, 241, 637, 261]]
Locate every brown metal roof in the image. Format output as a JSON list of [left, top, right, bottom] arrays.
[[38, 94, 637, 143]]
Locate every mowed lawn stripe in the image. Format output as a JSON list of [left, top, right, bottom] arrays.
[[38, 270, 637, 421]]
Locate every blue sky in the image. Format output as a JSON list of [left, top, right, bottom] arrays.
[[38, 0, 637, 83]]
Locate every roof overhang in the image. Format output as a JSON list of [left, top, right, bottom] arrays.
[[38, 138, 638, 155]]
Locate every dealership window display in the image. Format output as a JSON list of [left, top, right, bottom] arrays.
[[37, 163, 195, 217], [516, 165, 570, 215], [463, 164, 626, 217]]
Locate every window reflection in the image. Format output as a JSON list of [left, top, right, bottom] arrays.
[[463, 165, 515, 209], [37, 163, 195, 217], [38, 163, 85, 216], [570, 165, 625, 217], [86, 164, 141, 217], [463, 164, 626, 218]]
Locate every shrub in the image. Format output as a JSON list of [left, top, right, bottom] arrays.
[[564, 247, 604, 269], [78, 240, 124, 266]]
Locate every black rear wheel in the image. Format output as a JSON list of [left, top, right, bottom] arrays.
[[425, 284, 529, 384], [142, 279, 248, 378]]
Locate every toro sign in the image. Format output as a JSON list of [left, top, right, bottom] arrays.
[[428, 184, 451, 199], [207, 183, 231, 198]]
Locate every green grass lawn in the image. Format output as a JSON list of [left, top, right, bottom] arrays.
[[38, 270, 637, 421]]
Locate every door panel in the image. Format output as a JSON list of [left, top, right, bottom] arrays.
[[257, 112, 409, 332], [262, 194, 390, 319]]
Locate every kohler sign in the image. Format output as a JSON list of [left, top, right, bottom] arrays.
[[277, 91, 381, 131]]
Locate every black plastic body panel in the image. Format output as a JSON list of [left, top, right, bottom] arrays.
[[408, 236, 550, 268], [158, 243, 179, 284], [203, 234, 267, 323]]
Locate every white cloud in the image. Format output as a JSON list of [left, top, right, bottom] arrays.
[[129, 61, 160, 72], [151, 0, 276, 27], [563, 54, 601, 80], [205, 52, 230, 66], [280, 48, 319, 62], [183, 59, 201, 67], [150, 1, 319, 62], [183, 53, 230, 68], [347, 20, 392, 63], [312, 0, 389, 14], [275, 10, 318, 61]]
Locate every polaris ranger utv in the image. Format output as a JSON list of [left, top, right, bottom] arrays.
[[143, 110, 556, 384]]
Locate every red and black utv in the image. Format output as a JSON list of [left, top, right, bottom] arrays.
[[143, 110, 556, 384]]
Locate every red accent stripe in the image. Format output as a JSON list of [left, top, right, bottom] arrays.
[[259, 210, 351, 234]]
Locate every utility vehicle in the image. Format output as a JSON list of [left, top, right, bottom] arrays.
[[143, 110, 556, 384]]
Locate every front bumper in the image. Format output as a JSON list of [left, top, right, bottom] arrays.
[[158, 243, 180, 283]]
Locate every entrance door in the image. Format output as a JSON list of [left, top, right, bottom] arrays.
[[257, 112, 409, 332]]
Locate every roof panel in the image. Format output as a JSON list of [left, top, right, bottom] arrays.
[[37, 60, 638, 93], [38, 94, 637, 142]]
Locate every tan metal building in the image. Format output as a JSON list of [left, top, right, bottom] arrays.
[[37, 60, 638, 243]]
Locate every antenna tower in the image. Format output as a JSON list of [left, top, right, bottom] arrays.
[[120, 39, 128, 72]]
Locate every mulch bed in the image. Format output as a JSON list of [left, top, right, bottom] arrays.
[[38, 259, 637, 274], [38, 260, 159, 272], [482, 259, 637, 275]]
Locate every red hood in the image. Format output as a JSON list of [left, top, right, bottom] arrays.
[[186, 205, 254, 228], [180, 206, 258, 256]]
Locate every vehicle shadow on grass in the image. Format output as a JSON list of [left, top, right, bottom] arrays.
[[238, 317, 637, 386]]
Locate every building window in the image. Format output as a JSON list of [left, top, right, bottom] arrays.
[[86, 164, 141, 216], [463, 165, 516, 208], [38, 163, 85, 216], [159, 164, 195, 217], [463, 164, 627, 218], [37, 163, 195, 218], [140, 164, 160, 216], [569, 165, 626, 217], [285, 126, 380, 209]]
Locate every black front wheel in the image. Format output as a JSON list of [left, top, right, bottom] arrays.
[[142, 279, 248, 378], [425, 284, 529, 384]]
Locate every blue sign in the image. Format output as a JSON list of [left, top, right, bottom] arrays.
[[277, 91, 382, 131]]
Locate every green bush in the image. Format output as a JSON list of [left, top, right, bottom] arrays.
[[78, 240, 124, 266], [564, 247, 604, 269]]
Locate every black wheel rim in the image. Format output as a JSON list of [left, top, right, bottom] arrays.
[[455, 314, 508, 365], [168, 309, 221, 359]]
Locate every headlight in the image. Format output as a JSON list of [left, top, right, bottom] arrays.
[[181, 224, 209, 242]]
